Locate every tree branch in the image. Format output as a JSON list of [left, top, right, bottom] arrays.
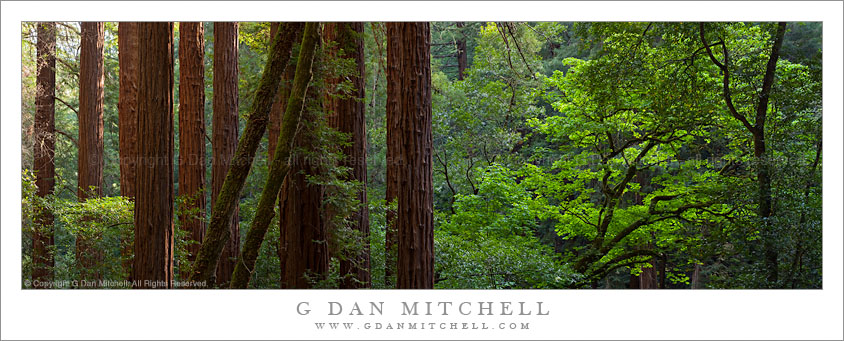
[[53, 96, 78, 116], [56, 128, 78, 146], [699, 22, 756, 134]]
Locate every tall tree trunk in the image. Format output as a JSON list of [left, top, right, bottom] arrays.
[[33, 22, 56, 287], [756, 22, 787, 285], [77, 22, 105, 282], [118, 22, 139, 200], [267, 23, 303, 286], [384, 22, 401, 288], [189, 22, 304, 285], [278, 34, 327, 289], [456, 22, 468, 80], [211, 22, 240, 287], [118, 22, 139, 279], [133, 22, 175, 288], [325, 22, 371, 289], [700, 22, 787, 287], [178, 22, 207, 267], [230, 22, 321, 289], [387, 22, 434, 289], [691, 263, 702, 289]]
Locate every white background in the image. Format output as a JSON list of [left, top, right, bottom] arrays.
[[2, 1, 842, 340]]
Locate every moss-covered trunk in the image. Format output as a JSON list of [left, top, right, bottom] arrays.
[[325, 22, 371, 289], [230, 22, 321, 289], [188, 22, 305, 285]]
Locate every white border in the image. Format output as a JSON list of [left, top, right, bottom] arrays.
[[2, 1, 842, 340]]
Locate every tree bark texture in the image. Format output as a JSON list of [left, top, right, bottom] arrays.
[[178, 22, 207, 265], [118, 22, 140, 280], [133, 22, 175, 288], [387, 22, 434, 289], [230, 22, 320, 289], [384, 22, 401, 288], [118, 22, 139, 280], [33, 22, 57, 286], [118, 22, 139, 200], [211, 22, 240, 286], [267, 23, 304, 285], [78, 22, 105, 201], [189, 22, 304, 285], [77, 22, 105, 282], [278, 29, 328, 289], [324, 22, 371, 288]]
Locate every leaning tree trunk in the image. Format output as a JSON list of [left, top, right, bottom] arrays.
[[230, 22, 321, 289], [278, 90, 328, 289], [387, 22, 434, 289], [324, 22, 371, 289], [133, 22, 175, 289], [277, 29, 328, 289], [178, 22, 207, 268], [33, 22, 56, 287], [118, 22, 139, 279], [77, 22, 105, 283], [267, 22, 303, 286], [211, 22, 240, 287], [188, 22, 304, 285]]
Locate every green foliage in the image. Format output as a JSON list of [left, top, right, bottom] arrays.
[[435, 233, 579, 289], [436, 164, 580, 288], [22, 170, 134, 287], [20, 21, 822, 289]]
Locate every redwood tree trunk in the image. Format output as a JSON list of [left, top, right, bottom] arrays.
[[384, 22, 401, 288], [230, 22, 321, 289], [178, 22, 207, 267], [118, 22, 139, 280], [211, 22, 240, 286], [279, 35, 328, 288], [33, 22, 56, 287], [324, 22, 371, 288], [188, 22, 303, 285], [456, 22, 467, 80], [267, 23, 303, 286], [118, 22, 139, 200], [133, 22, 175, 289], [77, 22, 105, 282], [387, 22, 434, 289]]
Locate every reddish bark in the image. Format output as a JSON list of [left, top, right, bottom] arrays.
[[77, 22, 105, 282], [384, 22, 401, 288], [118, 22, 139, 280], [211, 22, 240, 286], [268, 23, 303, 285], [387, 22, 434, 289], [178, 22, 207, 265], [279, 26, 329, 289], [133, 22, 175, 288], [118, 22, 139, 200], [324, 22, 371, 288], [33, 22, 57, 286]]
